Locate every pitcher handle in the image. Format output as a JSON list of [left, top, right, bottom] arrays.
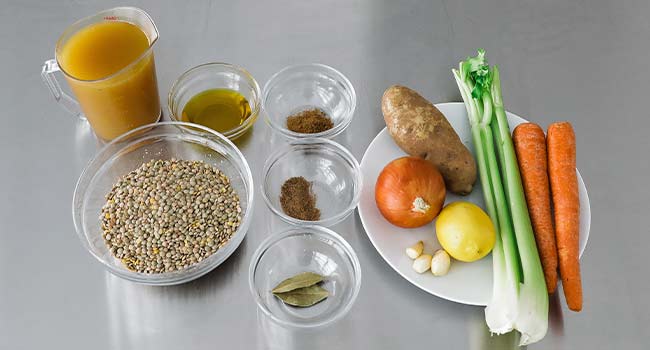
[[41, 59, 84, 119]]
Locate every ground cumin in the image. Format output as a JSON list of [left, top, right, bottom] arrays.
[[279, 176, 321, 221], [286, 108, 334, 134]]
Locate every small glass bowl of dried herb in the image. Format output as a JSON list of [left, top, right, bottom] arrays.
[[262, 63, 356, 140], [261, 138, 362, 227], [249, 226, 361, 328]]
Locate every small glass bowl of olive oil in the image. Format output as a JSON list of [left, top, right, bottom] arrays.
[[168, 63, 261, 140]]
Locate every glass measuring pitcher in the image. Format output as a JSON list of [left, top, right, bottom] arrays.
[[41, 7, 161, 141]]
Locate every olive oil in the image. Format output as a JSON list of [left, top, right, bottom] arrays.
[[181, 89, 252, 133]]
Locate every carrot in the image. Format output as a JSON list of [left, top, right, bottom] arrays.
[[513, 122, 558, 294], [547, 122, 582, 311]]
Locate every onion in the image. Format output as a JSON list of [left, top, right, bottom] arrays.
[[375, 156, 446, 228]]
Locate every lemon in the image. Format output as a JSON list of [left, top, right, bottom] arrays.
[[435, 202, 495, 262]]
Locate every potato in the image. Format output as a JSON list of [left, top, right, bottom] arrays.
[[382, 85, 477, 195]]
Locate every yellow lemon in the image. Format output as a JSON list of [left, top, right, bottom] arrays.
[[435, 201, 495, 262]]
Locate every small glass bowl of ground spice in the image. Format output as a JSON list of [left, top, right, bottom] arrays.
[[262, 64, 356, 140], [73, 121, 254, 285], [261, 138, 362, 227]]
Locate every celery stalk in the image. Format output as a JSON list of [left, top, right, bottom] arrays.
[[453, 51, 548, 346], [453, 62, 519, 335], [491, 67, 548, 345], [481, 126, 521, 334]]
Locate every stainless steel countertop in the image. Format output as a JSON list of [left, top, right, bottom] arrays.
[[1, 0, 647, 349]]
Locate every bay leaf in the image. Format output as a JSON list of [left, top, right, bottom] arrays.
[[271, 272, 324, 293], [274, 285, 329, 307]]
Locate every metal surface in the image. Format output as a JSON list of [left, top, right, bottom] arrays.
[[0, 0, 647, 349]]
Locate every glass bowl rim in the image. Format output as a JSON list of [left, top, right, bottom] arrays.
[[167, 62, 262, 140], [262, 63, 357, 140], [260, 137, 362, 227], [248, 225, 362, 328], [72, 121, 255, 285]]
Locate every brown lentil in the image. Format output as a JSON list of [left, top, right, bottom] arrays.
[[100, 159, 242, 273]]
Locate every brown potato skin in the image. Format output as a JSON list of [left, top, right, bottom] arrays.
[[381, 85, 477, 195]]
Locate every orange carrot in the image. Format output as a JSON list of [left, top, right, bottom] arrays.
[[547, 122, 582, 311], [513, 122, 558, 294]]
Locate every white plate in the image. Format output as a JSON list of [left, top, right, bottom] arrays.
[[358, 102, 591, 306]]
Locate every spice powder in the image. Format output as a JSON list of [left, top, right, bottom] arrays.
[[279, 176, 321, 221], [286, 108, 334, 134]]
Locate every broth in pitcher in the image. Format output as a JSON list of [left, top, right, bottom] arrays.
[[57, 20, 161, 140]]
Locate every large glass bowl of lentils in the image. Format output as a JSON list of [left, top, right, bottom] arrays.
[[73, 121, 254, 285]]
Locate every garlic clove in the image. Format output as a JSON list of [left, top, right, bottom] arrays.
[[431, 249, 451, 276], [406, 241, 424, 259], [412, 254, 432, 273]]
